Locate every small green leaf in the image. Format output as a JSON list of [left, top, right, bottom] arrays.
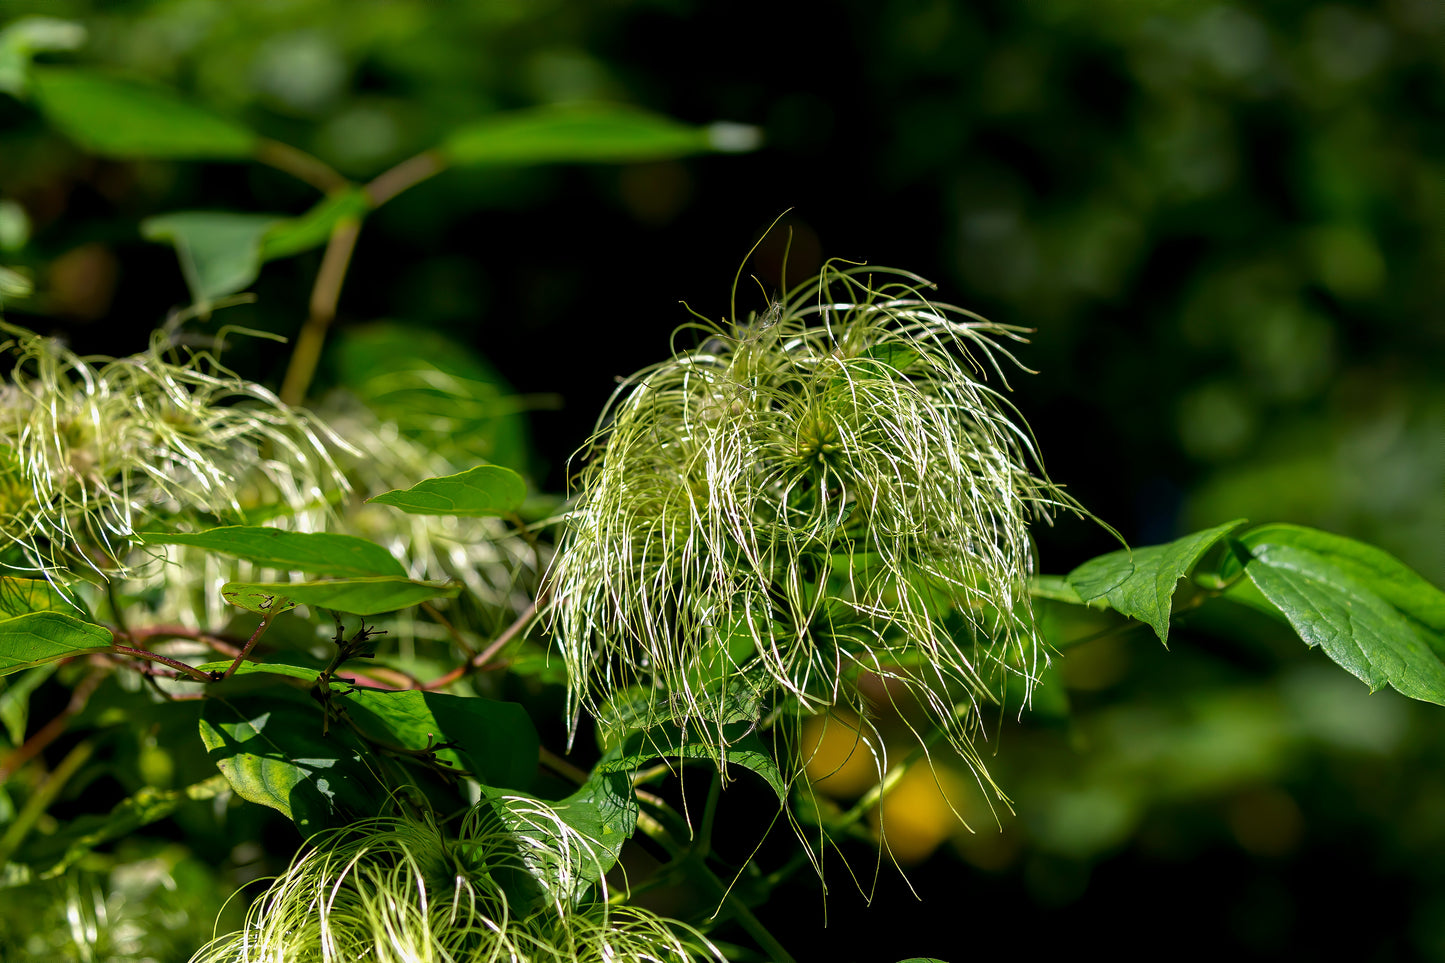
[[221, 577, 460, 616], [0, 576, 86, 619], [368, 464, 526, 517], [0, 17, 86, 98], [0, 612, 112, 677], [339, 689, 538, 790], [1067, 519, 1248, 644], [199, 689, 388, 833], [444, 103, 758, 166], [259, 188, 370, 261], [139, 526, 405, 579], [31, 67, 257, 158], [1246, 543, 1445, 706], [140, 212, 279, 301]]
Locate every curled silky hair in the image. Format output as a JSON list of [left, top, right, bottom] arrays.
[[549, 263, 1076, 781]]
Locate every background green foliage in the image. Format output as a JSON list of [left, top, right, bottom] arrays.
[[1, 0, 1443, 960]]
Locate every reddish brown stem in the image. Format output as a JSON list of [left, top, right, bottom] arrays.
[[421, 597, 540, 690], [365, 150, 444, 207], [221, 613, 275, 680], [111, 644, 212, 682]]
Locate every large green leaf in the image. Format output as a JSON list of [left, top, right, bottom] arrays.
[[0, 612, 112, 678], [140, 212, 279, 302], [0, 576, 86, 619], [221, 576, 460, 616], [444, 103, 759, 166], [339, 688, 538, 790], [1067, 519, 1247, 643], [199, 689, 389, 833], [1235, 524, 1445, 640], [139, 526, 405, 579], [1245, 543, 1445, 706], [30, 67, 257, 158], [368, 464, 526, 517]]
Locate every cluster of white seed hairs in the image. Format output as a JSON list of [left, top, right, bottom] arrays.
[[549, 263, 1073, 782], [189, 799, 719, 963]]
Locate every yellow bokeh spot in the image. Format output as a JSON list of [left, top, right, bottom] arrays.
[[800, 711, 881, 798], [869, 762, 969, 865]]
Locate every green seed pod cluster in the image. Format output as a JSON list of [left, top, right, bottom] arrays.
[[0, 322, 339, 580], [190, 800, 718, 963], [549, 263, 1073, 775]]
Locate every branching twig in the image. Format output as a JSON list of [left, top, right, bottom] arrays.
[[422, 597, 541, 690], [365, 150, 444, 207], [111, 644, 213, 682]]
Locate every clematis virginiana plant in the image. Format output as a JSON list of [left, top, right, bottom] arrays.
[[548, 263, 1076, 783]]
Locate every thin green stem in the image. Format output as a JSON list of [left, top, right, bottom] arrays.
[[280, 215, 361, 406], [695, 769, 722, 858], [0, 740, 94, 864], [0, 669, 103, 782]]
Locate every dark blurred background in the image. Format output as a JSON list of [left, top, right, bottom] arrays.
[[2, 1, 1444, 959]]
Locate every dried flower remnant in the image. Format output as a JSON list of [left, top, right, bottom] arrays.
[[549, 263, 1074, 777], [0, 323, 340, 579]]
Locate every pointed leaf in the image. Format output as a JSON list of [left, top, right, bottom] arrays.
[[1235, 523, 1445, 640], [1246, 543, 1445, 706], [0, 612, 112, 677], [140, 212, 279, 301], [139, 526, 405, 579], [199, 689, 388, 833], [368, 464, 525, 517], [1067, 519, 1248, 643], [221, 576, 460, 616], [31, 67, 257, 158], [444, 103, 760, 167], [339, 688, 538, 790]]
